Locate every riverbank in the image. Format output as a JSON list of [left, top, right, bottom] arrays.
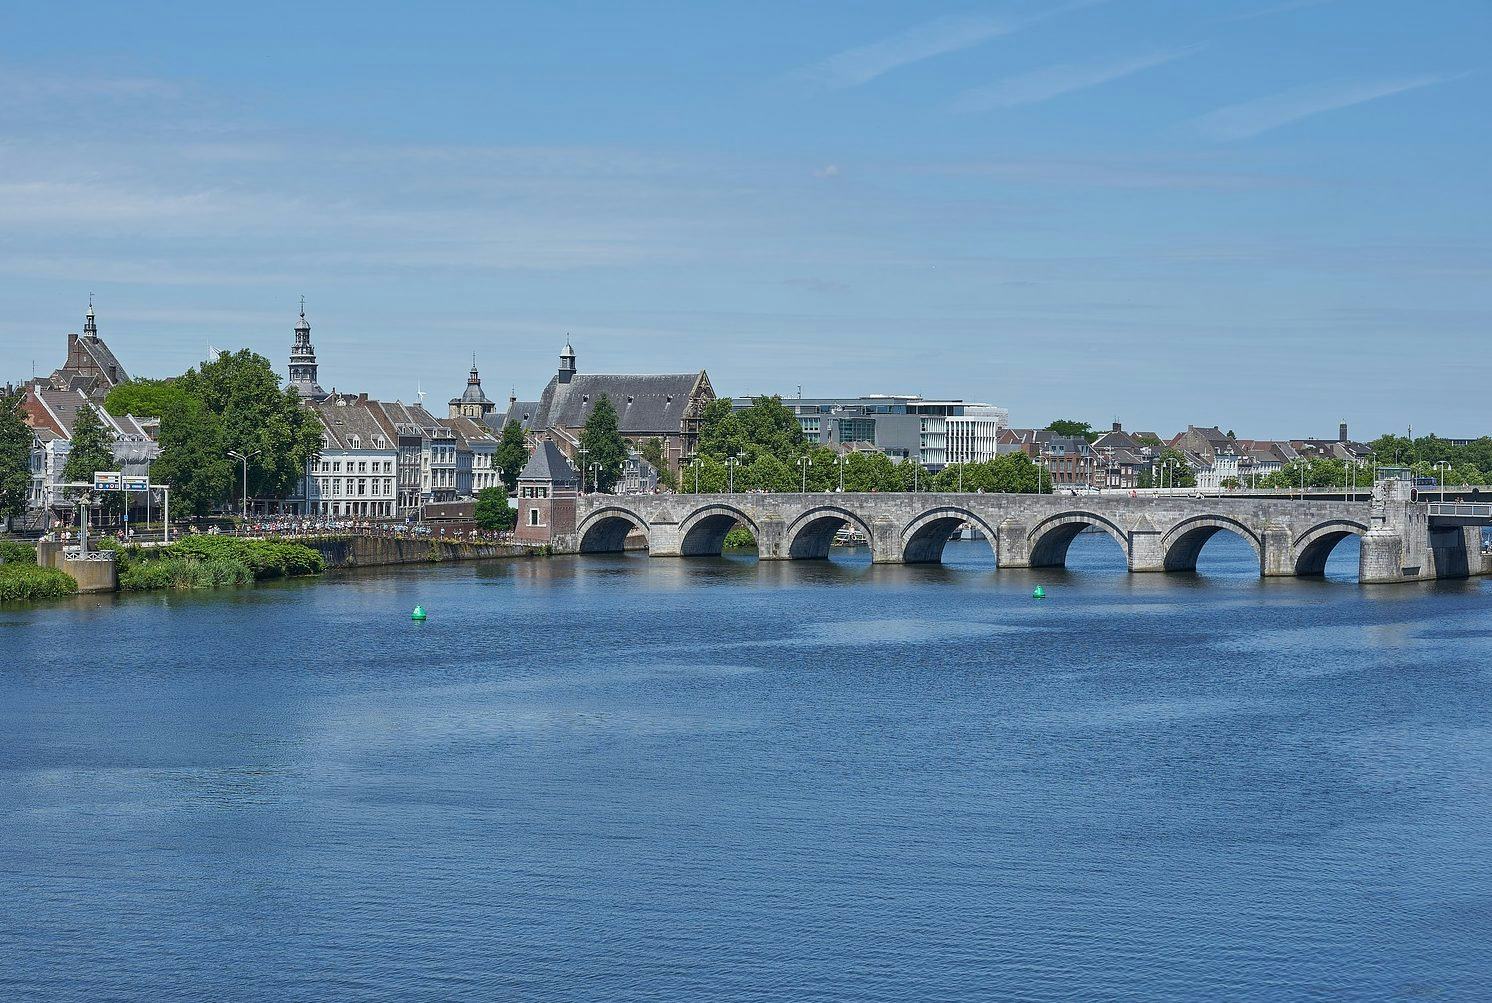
[[4, 534, 544, 602]]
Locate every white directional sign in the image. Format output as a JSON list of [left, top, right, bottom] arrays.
[[94, 471, 122, 491], [123, 475, 150, 492]]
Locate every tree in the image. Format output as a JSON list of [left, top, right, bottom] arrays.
[[61, 403, 122, 518], [579, 393, 627, 492], [182, 350, 321, 503], [1046, 419, 1097, 443], [474, 486, 517, 531], [494, 421, 531, 492], [104, 378, 192, 421], [0, 391, 31, 524], [697, 395, 806, 463], [62, 404, 116, 493], [153, 404, 231, 518]]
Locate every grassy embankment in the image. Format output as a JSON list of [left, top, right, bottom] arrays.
[[100, 536, 327, 591], [0, 542, 78, 601]]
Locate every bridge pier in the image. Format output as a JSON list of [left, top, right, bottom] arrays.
[[1127, 518, 1164, 572], [996, 518, 1031, 568], [1261, 523, 1294, 577]]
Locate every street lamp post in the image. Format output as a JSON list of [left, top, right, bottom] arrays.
[[1437, 460, 1450, 502], [727, 456, 740, 494], [577, 447, 590, 493], [836, 454, 847, 492], [589, 462, 602, 494], [690, 457, 702, 494], [797, 455, 812, 493], [226, 449, 259, 519]]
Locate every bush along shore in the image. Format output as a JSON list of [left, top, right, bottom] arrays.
[[100, 537, 327, 592], [0, 543, 79, 601]]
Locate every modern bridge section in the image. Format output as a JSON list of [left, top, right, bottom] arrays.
[[566, 483, 1486, 584]]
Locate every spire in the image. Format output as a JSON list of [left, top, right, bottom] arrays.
[[288, 296, 323, 397], [84, 294, 97, 338]]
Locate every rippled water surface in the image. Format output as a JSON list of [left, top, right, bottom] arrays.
[[3, 536, 1491, 1001]]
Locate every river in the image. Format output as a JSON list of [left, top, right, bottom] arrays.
[[3, 535, 1491, 1001]]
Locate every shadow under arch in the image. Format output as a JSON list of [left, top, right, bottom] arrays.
[[901, 506, 999, 564], [678, 503, 762, 558], [577, 506, 650, 554], [1026, 510, 1130, 568], [783, 504, 876, 560], [1293, 519, 1368, 577], [1161, 515, 1263, 573]]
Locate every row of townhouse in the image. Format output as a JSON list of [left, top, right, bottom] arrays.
[[298, 393, 500, 519], [995, 421, 1379, 492]]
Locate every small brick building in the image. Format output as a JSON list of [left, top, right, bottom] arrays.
[[516, 441, 578, 545]]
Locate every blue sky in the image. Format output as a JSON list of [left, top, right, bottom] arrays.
[[1, 0, 1487, 436]]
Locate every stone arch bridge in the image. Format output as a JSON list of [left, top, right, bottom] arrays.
[[564, 484, 1486, 584]]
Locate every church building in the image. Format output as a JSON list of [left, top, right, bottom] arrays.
[[514, 342, 713, 475]]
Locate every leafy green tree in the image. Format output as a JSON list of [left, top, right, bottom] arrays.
[[0, 391, 31, 523], [474, 486, 517, 531], [153, 403, 231, 518], [62, 403, 116, 493], [680, 455, 728, 493], [697, 395, 806, 463], [494, 421, 531, 492], [579, 393, 627, 492], [181, 350, 321, 502], [1046, 419, 1097, 443], [104, 378, 192, 421]]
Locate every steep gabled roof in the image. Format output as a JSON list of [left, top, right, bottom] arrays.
[[533, 372, 706, 434], [518, 440, 578, 484]]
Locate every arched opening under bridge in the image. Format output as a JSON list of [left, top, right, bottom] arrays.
[[1294, 521, 1367, 578], [577, 509, 649, 554], [901, 508, 998, 565], [784, 506, 875, 560], [1027, 512, 1130, 569], [679, 506, 760, 558], [1162, 517, 1263, 575]]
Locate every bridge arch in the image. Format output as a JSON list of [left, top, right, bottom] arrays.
[[1161, 515, 1263, 573], [1293, 519, 1369, 577], [901, 506, 999, 564], [577, 506, 649, 554], [678, 504, 761, 558], [1026, 511, 1129, 568], [783, 505, 876, 560]]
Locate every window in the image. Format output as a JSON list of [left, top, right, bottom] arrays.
[[528, 508, 540, 526]]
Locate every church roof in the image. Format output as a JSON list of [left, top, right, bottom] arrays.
[[533, 372, 705, 434], [490, 400, 540, 434], [519, 440, 577, 484]]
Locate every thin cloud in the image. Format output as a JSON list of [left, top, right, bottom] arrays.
[[1196, 74, 1462, 140], [952, 45, 1201, 112], [798, 1, 1106, 89]]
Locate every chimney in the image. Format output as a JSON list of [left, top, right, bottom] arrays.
[[1112, 420, 1122, 432], [1338, 421, 1348, 443], [67, 332, 78, 351], [358, 392, 369, 404]]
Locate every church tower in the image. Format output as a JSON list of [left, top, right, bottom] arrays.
[[449, 356, 496, 418], [558, 340, 577, 384], [288, 298, 324, 398]]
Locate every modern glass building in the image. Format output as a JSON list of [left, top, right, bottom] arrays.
[[731, 395, 1009, 467]]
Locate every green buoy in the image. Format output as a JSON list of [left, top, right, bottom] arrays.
[[411, 605, 427, 620], [1032, 586, 1046, 599]]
